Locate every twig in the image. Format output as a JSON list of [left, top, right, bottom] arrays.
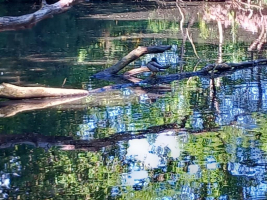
[[217, 20, 223, 64], [186, 60, 200, 85], [186, 28, 200, 59], [176, 0, 185, 36], [62, 78, 67, 87]]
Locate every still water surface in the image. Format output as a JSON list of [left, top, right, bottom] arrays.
[[0, 1, 267, 199]]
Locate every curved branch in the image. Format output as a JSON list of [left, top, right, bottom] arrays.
[[95, 45, 172, 77], [186, 28, 199, 59], [0, 0, 81, 32]]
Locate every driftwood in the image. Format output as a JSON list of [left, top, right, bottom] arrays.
[[0, 83, 88, 99], [0, 0, 80, 32], [95, 45, 172, 77]]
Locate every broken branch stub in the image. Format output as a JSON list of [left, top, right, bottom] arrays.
[[0, 83, 89, 99], [95, 45, 172, 77]]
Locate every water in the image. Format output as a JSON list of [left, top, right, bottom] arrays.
[[0, 0, 267, 199]]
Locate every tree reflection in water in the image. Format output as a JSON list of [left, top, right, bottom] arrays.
[[0, 0, 267, 199]]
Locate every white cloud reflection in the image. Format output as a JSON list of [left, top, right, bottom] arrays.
[[126, 134, 180, 169]]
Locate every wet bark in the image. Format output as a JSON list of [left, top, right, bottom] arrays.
[[95, 45, 172, 77], [0, 0, 81, 32]]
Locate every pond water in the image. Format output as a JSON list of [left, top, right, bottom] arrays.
[[1, 0, 267, 199]]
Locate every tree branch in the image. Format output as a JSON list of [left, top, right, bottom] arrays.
[[95, 45, 172, 77], [142, 59, 267, 85], [0, 0, 81, 32]]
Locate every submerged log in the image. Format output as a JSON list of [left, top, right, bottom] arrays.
[[0, 83, 89, 99], [95, 45, 172, 77]]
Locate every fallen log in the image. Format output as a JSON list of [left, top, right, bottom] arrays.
[[0, 0, 81, 32], [0, 83, 89, 99], [93, 59, 267, 87], [95, 45, 172, 77]]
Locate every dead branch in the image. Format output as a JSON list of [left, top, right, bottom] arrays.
[[0, 0, 81, 32], [95, 45, 172, 77], [0, 83, 89, 99], [142, 59, 267, 85], [92, 59, 267, 92]]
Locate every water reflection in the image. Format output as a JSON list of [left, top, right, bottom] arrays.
[[1, 0, 267, 199]]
